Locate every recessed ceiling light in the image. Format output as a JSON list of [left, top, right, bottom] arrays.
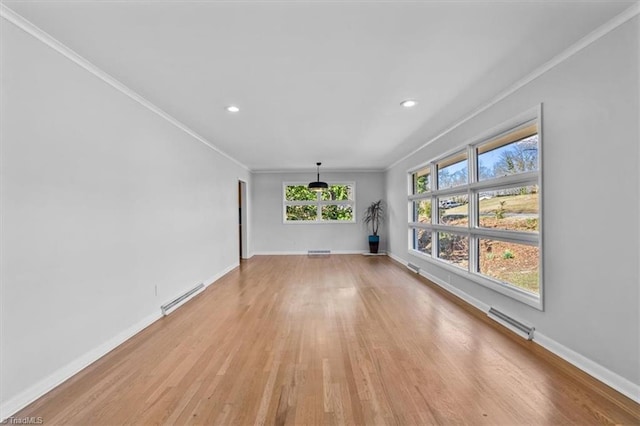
[[400, 99, 417, 108], [226, 105, 240, 113]]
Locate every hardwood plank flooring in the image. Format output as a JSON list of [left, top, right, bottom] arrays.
[[13, 255, 640, 425]]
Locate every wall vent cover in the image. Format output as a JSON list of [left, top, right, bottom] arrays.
[[308, 250, 331, 255], [161, 283, 204, 316], [488, 307, 535, 340], [407, 263, 420, 273]]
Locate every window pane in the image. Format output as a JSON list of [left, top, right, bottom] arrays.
[[437, 153, 467, 190], [478, 186, 539, 232], [413, 228, 432, 255], [286, 205, 317, 221], [413, 168, 430, 194], [413, 200, 432, 223], [437, 195, 469, 227], [321, 205, 353, 221], [437, 233, 468, 269], [478, 239, 539, 295], [321, 184, 354, 201], [478, 134, 538, 181], [286, 185, 317, 201]]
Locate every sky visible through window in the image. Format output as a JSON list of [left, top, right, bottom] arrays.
[[478, 135, 538, 181], [409, 123, 541, 305], [438, 158, 468, 189]]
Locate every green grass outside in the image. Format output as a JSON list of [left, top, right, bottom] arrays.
[[501, 271, 539, 293], [447, 193, 538, 215]]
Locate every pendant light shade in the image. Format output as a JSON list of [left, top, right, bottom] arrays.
[[308, 162, 328, 192]]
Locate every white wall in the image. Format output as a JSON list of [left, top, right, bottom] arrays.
[[385, 16, 639, 388], [0, 21, 250, 414], [251, 172, 385, 254]]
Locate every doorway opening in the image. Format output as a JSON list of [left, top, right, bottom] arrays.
[[238, 180, 248, 260]]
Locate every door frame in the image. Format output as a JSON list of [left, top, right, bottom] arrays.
[[238, 179, 249, 259]]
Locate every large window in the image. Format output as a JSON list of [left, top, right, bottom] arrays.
[[408, 113, 542, 309], [284, 183, 355, 223]]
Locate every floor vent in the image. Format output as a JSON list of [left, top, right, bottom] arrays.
[[488, 307, 534, 340], [161, 283, 204, 316], [407, 263, 420, 273], [308, 250, 331, 256]]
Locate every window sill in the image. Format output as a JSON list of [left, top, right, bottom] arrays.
[[283, 220, 357, 225]]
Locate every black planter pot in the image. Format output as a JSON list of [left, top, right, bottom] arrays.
[[368, 235, 380, 254]]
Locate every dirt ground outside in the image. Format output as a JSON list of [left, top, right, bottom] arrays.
[[436, 216, 540, 294]]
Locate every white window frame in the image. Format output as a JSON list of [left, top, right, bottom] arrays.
[[407, 106, 543, 310], [283, 182, 356, 224]]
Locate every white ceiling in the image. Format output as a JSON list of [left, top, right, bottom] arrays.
[[4, 0, 635, 171]]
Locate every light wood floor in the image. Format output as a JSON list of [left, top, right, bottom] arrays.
[[15, 255, 640, 425]]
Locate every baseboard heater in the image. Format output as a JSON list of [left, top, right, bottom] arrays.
[[308, 250, 331, 256], [407, 263, 420, 273], [487, 307, 535, 340], [161, 283, 204, 316]]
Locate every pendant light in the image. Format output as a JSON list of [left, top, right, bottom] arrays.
[[308, 162, 328, 192]]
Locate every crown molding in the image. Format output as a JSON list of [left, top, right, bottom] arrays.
[[386, 2, 640, 171], [251, 167, 385, 174], [3, 1, 637, 174], [0, 3, 250, 172]]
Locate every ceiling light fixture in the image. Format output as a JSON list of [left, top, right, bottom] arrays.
[[400, 99, 417, 108], [308, 162, 328, 192], [226, 105, 240, 113]]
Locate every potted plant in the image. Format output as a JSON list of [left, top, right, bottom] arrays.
[[363, 200, 384, 253]]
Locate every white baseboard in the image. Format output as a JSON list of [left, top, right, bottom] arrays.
[[419, 267, 491, 314], [0, 310, 162, 421], [386, 251, 407, 265], [252, 251, 309, 255], [203, 262, 239, 288], [252, 250, 368, 255], [387, 250, 640, 404], [0, 261, 240, 421], [534, 332, 640, 403], [387, 251, 489, 312]]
